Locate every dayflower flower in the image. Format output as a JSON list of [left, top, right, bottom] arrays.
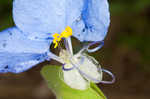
[[0, 0, 115, 90]]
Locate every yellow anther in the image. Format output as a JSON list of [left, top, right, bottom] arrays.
[[52, 26, 73, 48], [54, 42, 58, 48], [53, 33, 59, 37], [61, 26, 72, 38]]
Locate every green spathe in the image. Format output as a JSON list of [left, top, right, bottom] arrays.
[[41, 65, 107, 99]]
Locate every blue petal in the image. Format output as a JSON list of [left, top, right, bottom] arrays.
[[13, 0, 109, 42], [13, 0, 66, 38], [72, 0, 110, 41], [0, 27, 51, 53], [0, 52, 48, 73], [13, 0, 84, 39], [0, 27, 52, 73]]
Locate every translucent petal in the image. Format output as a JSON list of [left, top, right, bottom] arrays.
[[13, 0, 84, 39], [72, 0, 110, 41], [74, 54, 103, 83], [63, 63, 89, 90], [0, 27, 52, 73]]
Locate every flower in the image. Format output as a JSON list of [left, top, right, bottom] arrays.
[[51, 27, 115, 90], [0, 0, 114, 90]]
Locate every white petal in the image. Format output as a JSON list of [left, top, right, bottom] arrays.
[[74, 54, 103, 83], [63, 64, 89, 90]]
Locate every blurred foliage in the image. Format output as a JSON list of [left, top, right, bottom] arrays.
[[0, 0, 13, 31], [110, 0, 150, 72], [110, 0, 150, 14]]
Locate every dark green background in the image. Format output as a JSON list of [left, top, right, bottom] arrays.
[[0, 0, 150, 99]]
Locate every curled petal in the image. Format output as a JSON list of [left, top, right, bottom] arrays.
[[100, 68, 116, 84], [87, 41, 104, 53], [71, 53, 115, 84], [62, 64, 75, 71], [75, 54, 103, 83]]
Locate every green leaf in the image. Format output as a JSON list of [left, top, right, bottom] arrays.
[[41, 65, 107, 99]]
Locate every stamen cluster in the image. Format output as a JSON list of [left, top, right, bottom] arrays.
[[52, 26, 72, 48]]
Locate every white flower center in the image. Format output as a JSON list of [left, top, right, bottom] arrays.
[[47, 36, 115, 90]]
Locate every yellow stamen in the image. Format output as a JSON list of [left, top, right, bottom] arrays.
[[52, 26, 73, 48], [61, 26, 72, 38]]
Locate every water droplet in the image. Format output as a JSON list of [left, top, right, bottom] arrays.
[[2, 43, 7, 48]]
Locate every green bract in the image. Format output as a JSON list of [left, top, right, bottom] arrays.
[[41, 65, 107, 99]]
